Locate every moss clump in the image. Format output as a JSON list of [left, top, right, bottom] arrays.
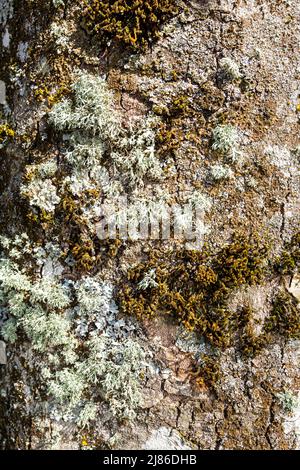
[[265, 290, 300, 340], [119, 234, 271, 350], [240, 329, 268, 358], [155, 122, 183, 155], [81, 0, 179, 49], [34, 84, 70, 107], [0, 123, 15, 145], [152, 92, 195, 157], [276, 231, 300, 275]]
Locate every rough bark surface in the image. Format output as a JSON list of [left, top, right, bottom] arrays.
[[0, 0, 299, 450]]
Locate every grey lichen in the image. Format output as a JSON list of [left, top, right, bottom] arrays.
[[48, 72, 120, 136], [80, 335, 146, 420], [50, 22, 70, 50], [48, 72, 162, 188]]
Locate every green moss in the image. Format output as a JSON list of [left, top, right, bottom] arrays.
[[119, 234, 271, 350], [152, 92, 195, 157], [71, 236, 96, 272], [240, 330, 268, 358], [152, 94, 192, 119], [34, 83, 70, 107], [81, 0, 180, 49], [276, 231, 300, 275], [169, 95, 192, 118], [119, 234, 300, 389], [155, 122, 183, 155], [58, 191, 123, 272]]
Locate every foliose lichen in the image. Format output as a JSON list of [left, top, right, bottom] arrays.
[[0, 235, 150, 426]]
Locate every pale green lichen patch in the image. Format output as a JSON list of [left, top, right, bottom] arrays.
[[276, 391, 299, 414], [1, 0, 300, 451], [212, 124, 241, 162], [219, 58, 241, 81]]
